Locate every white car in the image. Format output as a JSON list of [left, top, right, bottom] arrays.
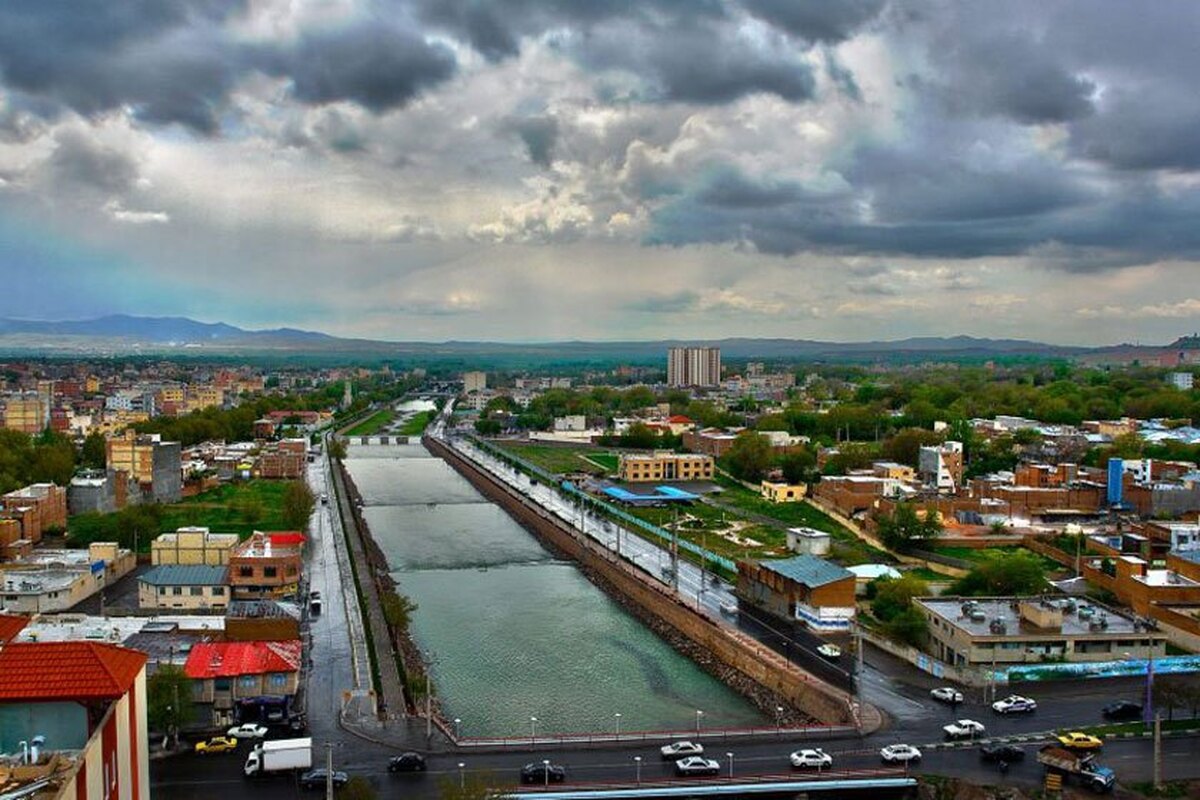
[[880, 744, 922, 764], [817, 643, 842, 659], [790, 749, 833, 769], [992, 695, 1037, 714], [660, 741, 704, 760], [943, 719, 986, 739], [674, 756, 720, 777], [930, 687, 964, 704], [226, 723, 269, 739]]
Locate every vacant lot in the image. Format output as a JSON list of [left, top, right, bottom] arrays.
[[397, 410, 434, 435], [345, 409, 395, 435], [495, 442, 608, 475]]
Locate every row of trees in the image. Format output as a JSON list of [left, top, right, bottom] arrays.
[[0, 428, 81, 497]]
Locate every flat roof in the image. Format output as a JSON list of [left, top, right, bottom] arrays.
[[917, 596, 1146, 637]]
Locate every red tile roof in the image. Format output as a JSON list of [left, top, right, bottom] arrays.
[[184, 640, 302, 680], [668, 415, 695, 424], [267, 532, 306, 547], [0, 614, 30, 644], [0, 642, 146, 701]]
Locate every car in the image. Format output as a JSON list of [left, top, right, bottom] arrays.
[[193, 736, 237, 755], [980, 744, 1025, 763], [817, 643, 842, 659], [660, 741, 704, 760], [1102, 700, 1143, 721], [226, 723, 269, 739], [992, 695, 1037, 714], [299, 769, 349, 790], [1057, 732, 1104, 750], [519, 762, 566, 784], [675, 756, 721, 777], [388, 752, 427, 773], [310, 590, 322, 601], [943, 719, 986, 739], [880, 744, 922, 764], [930, 687, 964, 704], [320, 494, 329, 505], [790, 749, 833, 769]]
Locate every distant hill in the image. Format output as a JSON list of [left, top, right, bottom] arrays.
[[0, 313, 1175, 365]]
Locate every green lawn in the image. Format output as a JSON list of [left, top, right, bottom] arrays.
[[495, 443, 607, 476], [584, 453, 620, 473], [398, 410, 434, 436], [160, 481, 291, 536], [930, 545, 1064, 572], [345, 409, 395, 435], [712, 475, 851, 535], [620, 502, 790, 561]]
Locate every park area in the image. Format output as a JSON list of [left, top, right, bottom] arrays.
[[344, 408, 395, 435], [494, 442, 621, 476]]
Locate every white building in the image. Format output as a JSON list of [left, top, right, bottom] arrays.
[[1169, 372, 1194, 391]]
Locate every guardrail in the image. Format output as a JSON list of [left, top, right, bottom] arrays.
[[453, 722, 856, 749], [507, 768, 915, 796]]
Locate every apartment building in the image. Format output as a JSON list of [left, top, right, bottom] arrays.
[[228, 532, 303, 599], [0, 483, 67, 545], [137, 565, 229, 610], [106, 431, 183, 503], [667, 346, 721, 388], [918, 441, 964, 492], [462, 371, 487, 393], [184, 640, 301, 727], [1, 393, 49, 433], [151, 527, 240, 566]]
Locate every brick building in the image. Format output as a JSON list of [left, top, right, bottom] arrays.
[[184, 640, 301, 726], [0, 483, 68, 546], [736, 555, 856, 631], [617, 451, 714, 482], [228, 532, 303, 599]]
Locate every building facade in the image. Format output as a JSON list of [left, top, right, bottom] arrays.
[[618, 451, 714, 482], [137, 565, 229, 611], [228, 532, 302, 599], [462, 371, 487, 393], [184, 640, 301, 726], [151, 527, 240, 566], [667, 346, 721, 388], [736, 555, 856, 631]]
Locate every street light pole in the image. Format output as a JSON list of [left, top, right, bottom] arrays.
[[454, 717, 461, 740], [695, 709, 703, 736], [776, 705, 783, 735], [530, 716, 537, 746], [615, 713, 622, 738], [325, 742, 334, 800], [458, 762, 465, 790], [543, 759, 550, 788], [726, 752, 734, 779], [634, 756, 642, 786]]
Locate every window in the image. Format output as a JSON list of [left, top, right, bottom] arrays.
[[190, 587, 203, 596], [239, 566, 253, 578], [158, 587, 166, 595], [240, 676, 257, 689], [270, 673, 288, 687], [172, 587, 183, 595], [213, 586, 225, 596], [264, 567, 278, 578]]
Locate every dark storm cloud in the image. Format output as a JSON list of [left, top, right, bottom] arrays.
[[739, 0, 886, 43], [272, 24, 457, 113], [503, 115, 560, 167], [1067, 84, 1200, 171]]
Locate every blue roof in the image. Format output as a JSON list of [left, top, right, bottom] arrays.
[[758, 555, 853, 588], [138, 565, 228, 586], [601, 485, 699, 504]]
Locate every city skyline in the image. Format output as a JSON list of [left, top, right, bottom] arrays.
[[1, 2, 1199, 345]]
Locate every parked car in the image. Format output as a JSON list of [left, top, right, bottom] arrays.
[[790, 749, 833, 769], [930, 687, 964, 704], [880, 744, 922, 764], [675, 756, 721, 777], [943, 719, 986, 739], [226, 723, 269, 739], [817, 643, 842, 659], [992, 695, 1037, 714], [1102, 700, 1143, 721], [388, 752, 427, 773], [519, 762, 566, 784], [1057, 732, 1104, 751], [299, 769, 349, 790], [320, 494, 329, 505], [193, 736, 237, 755], [980, 744, 1025, 763], [660, 741, 704, 760]]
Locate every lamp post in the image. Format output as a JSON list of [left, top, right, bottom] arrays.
[[726, 752, 734, 779], [458, 762, 465, 790], [454, 718, 462, 740], [530, 716, 538, 746], [543, 759, 551, 788], [776, 705, 784, 735], [614, 713, 622, 738], [695, 709, 703, 736], [634, 756, 642, 786]]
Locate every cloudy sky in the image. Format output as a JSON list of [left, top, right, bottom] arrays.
[[1, 1, 1198, 344]]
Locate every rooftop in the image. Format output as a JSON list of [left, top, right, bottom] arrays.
[[138, 565, 229, 586], [0, 642, 146, 701], [755, 555, 853, 588], [227, 599, 301, 620], [917, 596, 1146, 638], [184, 639, 302, 679]]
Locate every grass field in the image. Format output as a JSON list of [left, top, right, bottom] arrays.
[[621, 502, 788, 561], [930, 545, 1064, 572], [398, 410, 434, 435], [345, 409, 395, 435], [494, 443, 608, 475], [584, 453, 620, 472], [161, 481, 291, 536]]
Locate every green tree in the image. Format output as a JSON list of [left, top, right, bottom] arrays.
[[886, 608, 929, 647], [870, 575, 930, 623], [875, 503, 941, 552], [778, 449, 817, 485], [327, 437, 347, 460], [620, 422, 659, 450], [281, 480, 316, 530], [80, 432, 108, 470], [880, 428, 944, 468], [474, 418, 502, 435], [725, 430, 772, 482], [950, 550, 1047, 596], [381, 590, 419, 631], [147, 665, 193, 738]]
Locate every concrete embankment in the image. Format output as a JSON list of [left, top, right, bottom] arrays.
[[424, 435, 863, 727]]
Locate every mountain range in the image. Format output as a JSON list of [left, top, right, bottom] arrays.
[[0, 314, 1185, 365]]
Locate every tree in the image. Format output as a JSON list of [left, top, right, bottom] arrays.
[[875, 503, 941, 552], [881, 428, 944, 468], [950, 550, 1047, 596], [147, 665, 193, 740], [620, 422, 659, 450], [474, 418, 502, 435], [871, 575, 930, 623], [327, 437, 347, 460], [725, 430, 772, 482], [381, 590, 419, 631], [778, 449, 817, 485], [886, 608, 929, 647], [281, 480, 316, 530], [80, 432, 108, 470]]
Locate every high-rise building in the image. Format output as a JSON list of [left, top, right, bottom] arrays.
[[462, 371, 487, 393], [667, 347, 721, 387]]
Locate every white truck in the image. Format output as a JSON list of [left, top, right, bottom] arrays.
[[244, 738, 312, 777]]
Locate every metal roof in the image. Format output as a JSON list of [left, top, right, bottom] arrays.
[[757, 555, 853, 588], [138, 565, 229, 586]]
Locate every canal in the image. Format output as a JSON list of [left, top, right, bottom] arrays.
[[344, 407, 765, 738]]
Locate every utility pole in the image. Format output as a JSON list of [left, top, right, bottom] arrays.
[[1153, 711, 1163, 789], [325, 742, 334, 800], [172, 681, 180, 748]]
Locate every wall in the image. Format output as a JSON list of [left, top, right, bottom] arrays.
[[426, 436, 856, 725]]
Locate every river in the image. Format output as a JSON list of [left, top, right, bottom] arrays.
[[344, 404, 764, 738]]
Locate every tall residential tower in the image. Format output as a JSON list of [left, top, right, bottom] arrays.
[[667, 346, 721, 388]]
